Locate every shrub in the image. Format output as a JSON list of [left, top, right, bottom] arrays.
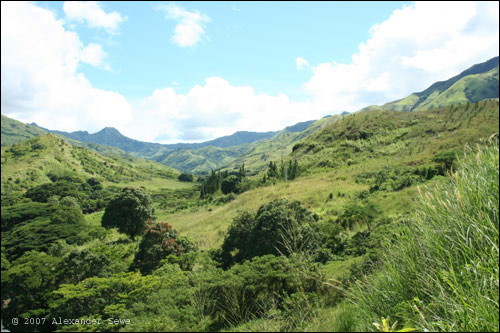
[[178, 173, 194, 182], [220, 199, 323, 267], [132, 221, 196, 274]]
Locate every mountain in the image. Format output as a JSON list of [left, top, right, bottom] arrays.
[[1, 115, 47, 147], [32, 124, 279, 151], [361, 56, 499, 112], [30, 120, 317, 173]]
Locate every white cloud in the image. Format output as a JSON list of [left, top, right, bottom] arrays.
[[303, 1, 499, 110], [1, 2, 132, 133], [296, 57, 310, 71], [129, 77, 314, 143], [157, 3, 211, 47], [80, 43, 108, 68], [63, 1, 126, 33], [2, 1, 499, 145]]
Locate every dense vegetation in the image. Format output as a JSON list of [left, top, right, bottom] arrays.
[[1, 57, 499, 333]]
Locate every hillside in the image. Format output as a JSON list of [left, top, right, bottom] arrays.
[[361, 56, 499, 112], [30, 119, 319, 173], [1, 100, 498, 333], [1, 114, 47, 146], [34, 124, 280, 152], [0, 134, 186, 196], [162, 100, 499, 250]]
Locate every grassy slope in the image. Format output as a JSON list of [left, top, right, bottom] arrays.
[[1, 114, 47, 146], [340, 139, 499, 332], [0, 134, 191, 195], [223, 115, 341, 173], [359, 56, 499, 112], [159, 100, 499, 251]]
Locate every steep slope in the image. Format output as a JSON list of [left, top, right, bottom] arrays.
[[296, 100, 499, 175], [361, 56, 499, 112], [223, 115, 341, 173], [1, 114, 47, 146], [0, 134, 183, 195]]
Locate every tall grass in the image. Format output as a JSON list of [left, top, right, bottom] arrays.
[[343, 139, 499, 331]]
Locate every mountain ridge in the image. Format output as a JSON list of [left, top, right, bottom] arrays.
[[360, 56, 499, 112]]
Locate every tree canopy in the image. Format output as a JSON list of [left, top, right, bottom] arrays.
[[101, 187, 154, 240]]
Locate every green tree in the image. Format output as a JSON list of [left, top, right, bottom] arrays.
[[433, 150, 457, 173], [238, 163, 246, 180], [221, 175, 239, 194], [101, 187, 154, 240], [178, 173, 194, 182], [132, 221, 196, 274], [220, 199, 323, 266], [267, 161, 279, 178], [2, 251, 61, 332]]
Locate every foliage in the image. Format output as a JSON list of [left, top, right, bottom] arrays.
[[221, 175, 240, 194], [337, 201, 379, 230], [132, 221, 197, 274], [219, 199, 323, 267], [432, 150, 457, 171], [2, 204, 87, 261], [2, 251, 61, 332], [201, 254, 325, 329], [49, 272, 160, 332], [101, 187, 154, 240], [178, 172, 194, 182], [344, 140, 499, 332]]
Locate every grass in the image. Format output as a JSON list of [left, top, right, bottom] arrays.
[[102, 177, 195, 191], [340, 139, 499, 332]]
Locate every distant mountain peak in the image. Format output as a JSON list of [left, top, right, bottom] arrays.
[[97, 127, 122, 136]]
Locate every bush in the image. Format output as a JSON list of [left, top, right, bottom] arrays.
[[178, 173, 194, 182], [132, 221, 196, 274], [219, 199, 323, 267], [221, 175, 239, 194], [203, 255, 325, 329]]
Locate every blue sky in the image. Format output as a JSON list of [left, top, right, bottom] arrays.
[[1, 1, 499, 143], [45, 1, 410, 99]]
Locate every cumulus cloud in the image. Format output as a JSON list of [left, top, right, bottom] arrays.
[[130, 77, 313, 143], [2, 1, 499, 144], [63, 1, 126, 33], [1, 2, 132, 133], [157, 3, 211, 47], [302, 1, 499, 111]]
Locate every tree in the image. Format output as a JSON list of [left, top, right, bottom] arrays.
[[101, 187, 154, 240], [2, 251, 61, 332], [132, 221, 196, 274], [238, 163, 246, 180], [267, 161, 279, 178], [221, 175, 239, 194], [433, 150, 457, 173], [219, 199, 322, 267], [178, 173, 194, 182]]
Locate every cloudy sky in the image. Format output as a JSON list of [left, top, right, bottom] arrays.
[[1, 1, 498, 143]]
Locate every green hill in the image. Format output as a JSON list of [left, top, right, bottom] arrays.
[[360, 56, 499, 112], [0, 134, 187, 195], [1, 114, 47, 146]]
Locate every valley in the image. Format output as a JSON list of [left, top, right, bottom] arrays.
[[1, 28, 498, 333]]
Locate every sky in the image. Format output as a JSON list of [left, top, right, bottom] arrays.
[[1, 1, 499, 143]]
